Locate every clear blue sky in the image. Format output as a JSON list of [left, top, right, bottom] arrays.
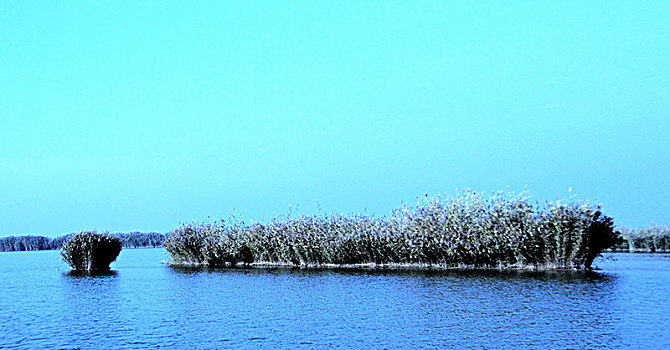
[[1, 1, 668, 236]]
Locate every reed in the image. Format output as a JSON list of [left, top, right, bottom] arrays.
[[164, 189, 621, 270], [61, 231, 122, 271]]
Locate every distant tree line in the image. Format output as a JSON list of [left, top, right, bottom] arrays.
[[0, 235, 54, 252], [113, 232, 166, 249], [610, 226, 670, 253], [0, 232, 166, 252]]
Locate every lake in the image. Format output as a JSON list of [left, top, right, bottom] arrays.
[[0, 249, 668, 349]]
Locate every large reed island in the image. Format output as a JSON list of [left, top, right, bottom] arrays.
[[164, 190, 621, 271], [61, 231, 122, 271]]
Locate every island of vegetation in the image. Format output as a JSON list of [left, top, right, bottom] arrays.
[[61, 231, 122, 271], [164, 189, 623, 271]]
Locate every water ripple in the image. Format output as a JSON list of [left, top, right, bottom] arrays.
[[0, 250, 668, 349]]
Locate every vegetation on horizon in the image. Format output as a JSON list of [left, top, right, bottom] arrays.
[[61, 231, 122, 271], [0, 232, 166, 252], [611, 226, 670, 252], [164, 189, 622, 271]]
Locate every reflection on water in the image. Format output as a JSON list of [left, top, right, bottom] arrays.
[[0, 249, 668, 349], [64, 270, 119, 278], [165, 262, 624, 348]]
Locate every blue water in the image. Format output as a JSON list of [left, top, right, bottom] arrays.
[[0, 249, 668, 349]]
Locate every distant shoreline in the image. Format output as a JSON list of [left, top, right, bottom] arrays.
[[0, 232, 166, 252]]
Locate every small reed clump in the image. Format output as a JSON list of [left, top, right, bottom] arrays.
[[61, 231, 122, 271], [164, 190, 622, 270]]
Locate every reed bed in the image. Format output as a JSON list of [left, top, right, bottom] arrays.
[[613, 226, 670, 252], [61, 231, 122, 271], [164, 190, 621, 270]]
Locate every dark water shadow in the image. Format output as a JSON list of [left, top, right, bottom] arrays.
[[166, 264, 617, 284], [64, 270, 118, 278], [167, 265, 259, 277]]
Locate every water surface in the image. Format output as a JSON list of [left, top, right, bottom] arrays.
[[0, 249, 668, 349]]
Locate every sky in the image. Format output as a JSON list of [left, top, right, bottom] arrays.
[[1, 1, 668, 237]]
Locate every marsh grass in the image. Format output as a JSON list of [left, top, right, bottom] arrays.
[[164, 189, 621, 270], [61, 231, 122, 271]]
